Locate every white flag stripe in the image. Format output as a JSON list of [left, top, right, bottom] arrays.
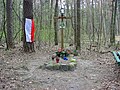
[[25, 18, 32, 42]]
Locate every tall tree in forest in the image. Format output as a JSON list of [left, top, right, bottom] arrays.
[[118, 0, 120, 34], [6, 0, 14, 49], [92, 0, 95, 42], [74, 0, 77, 46], [110, 0, 117, 45], [23, 0, 35, 52], [1, 0, 7, 46], [49, 0, 53, 30], [54, 0, 58, 45], [49, 0, 53, 45], [76, 0, 81, 50], [36, 0, 43, 49], [97, 0, 103, 50], [118, 0, 120, 12]]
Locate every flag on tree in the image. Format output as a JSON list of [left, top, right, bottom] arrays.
[[25, 18, 35, 42]]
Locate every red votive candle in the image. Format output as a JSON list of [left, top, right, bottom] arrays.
[[56, 57, 59, 63]]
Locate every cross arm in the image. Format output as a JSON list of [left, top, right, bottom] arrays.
[[54, 16, 72, 19]]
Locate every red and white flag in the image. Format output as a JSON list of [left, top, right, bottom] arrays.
[[25, 18, 35, 42]]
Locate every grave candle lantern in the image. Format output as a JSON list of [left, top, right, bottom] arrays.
[[56, 57, 60, 63]]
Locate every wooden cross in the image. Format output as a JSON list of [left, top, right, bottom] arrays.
[[54, 16, 72, 49]]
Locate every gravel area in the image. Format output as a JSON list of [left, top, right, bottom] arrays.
[[0, 48, 120, 90]]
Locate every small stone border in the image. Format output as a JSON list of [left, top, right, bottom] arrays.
[[39, 62, 77, 71]]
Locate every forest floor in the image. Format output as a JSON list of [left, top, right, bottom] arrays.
[[0, 46, 120, 90]]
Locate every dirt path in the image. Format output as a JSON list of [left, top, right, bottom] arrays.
[[0, 48, 120, 90]]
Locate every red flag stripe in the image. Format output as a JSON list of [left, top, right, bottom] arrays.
[[31, 19, 35, 42]]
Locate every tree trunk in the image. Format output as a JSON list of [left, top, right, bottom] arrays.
[[92, 0, 95, 42], [74, 0, 77, 46], [49, 0, 53, 45], [50, 0, 53, 27], [110, 0, 117, 45], [37, 0, 43, 50], [23, 0, 35, 52], [98, 0, 103, 50], [6, 0, 14, 49], [118, 0, 120, 34], [76, 0, 81, 50], [54, 0, 58, 45]]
